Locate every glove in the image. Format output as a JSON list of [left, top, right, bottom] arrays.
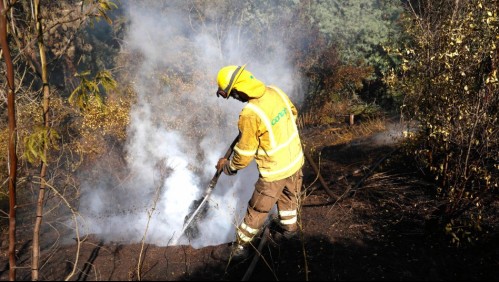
[[216, 158, 237, 176]]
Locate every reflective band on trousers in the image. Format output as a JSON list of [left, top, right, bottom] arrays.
[[280, 217, 297, 225], [237, 222, 259, 243], [279, 210, 297, 217], [240, 222, 259, 235], [280, 210, 297, 225], [237, 230, 253, 243]]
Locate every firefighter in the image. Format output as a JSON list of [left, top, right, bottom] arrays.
[[214, 64, 305, 261]]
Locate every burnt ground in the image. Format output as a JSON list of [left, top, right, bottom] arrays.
[[1, 119, 498, 281]]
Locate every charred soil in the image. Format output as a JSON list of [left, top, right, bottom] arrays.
[[1, 119, 498, 281]]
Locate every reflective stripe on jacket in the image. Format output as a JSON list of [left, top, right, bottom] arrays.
[[229, 85, 304, 182]]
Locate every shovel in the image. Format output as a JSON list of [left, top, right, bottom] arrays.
[[174, 134, 239, 243]]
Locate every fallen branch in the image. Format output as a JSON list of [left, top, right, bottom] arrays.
[[137, 161, 168, 281], [350, 147, 400, 193], [34, 180, 84, 281], [241, 227, 270, 281], [333, 147, 400, 205], [303, 146, 337, 200]]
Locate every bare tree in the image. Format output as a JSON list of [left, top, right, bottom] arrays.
[[0, 1, 18, 280], [0, 1, 119, 280], [31, 0, 51, 280]]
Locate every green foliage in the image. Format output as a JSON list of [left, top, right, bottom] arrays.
[[95, 69, 118, 90], [303, 0, 406, 112], [22, 126, 60, 164], [349, 102, 381, 117], [86, 0, 118, 25], [394, 0, 498, 243], [309, 0, 404, 73], [69, 70, 117, 111]]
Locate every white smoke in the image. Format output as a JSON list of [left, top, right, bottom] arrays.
[[77, 1, 301, 248]]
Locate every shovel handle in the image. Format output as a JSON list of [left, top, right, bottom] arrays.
[[177, 134, 241, 242], [215, 134, 240, 176], [224, 134, 240, 159]]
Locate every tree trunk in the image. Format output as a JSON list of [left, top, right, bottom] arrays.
[[32, 0, 51, 280], [0, 1, 18, 281]]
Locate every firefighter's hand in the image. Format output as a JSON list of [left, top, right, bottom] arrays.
[[216, 158, 237, 175]]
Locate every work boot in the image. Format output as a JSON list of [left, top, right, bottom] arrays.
[[230, 243, 250, 261], [271, 228, 299, 245], [281, 229, 299, 240], [268, 217, 299, 244], [211, 243, 250, 262]]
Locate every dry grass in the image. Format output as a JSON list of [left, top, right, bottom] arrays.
[[300, 115, 388, 155]]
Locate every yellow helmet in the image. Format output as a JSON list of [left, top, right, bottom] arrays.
[[216, 64, 246, 99]]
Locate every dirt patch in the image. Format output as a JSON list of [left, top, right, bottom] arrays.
[[1, 120, 498, 281]]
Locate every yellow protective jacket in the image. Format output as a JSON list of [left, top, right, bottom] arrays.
[[228, 84, 304, 182]]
